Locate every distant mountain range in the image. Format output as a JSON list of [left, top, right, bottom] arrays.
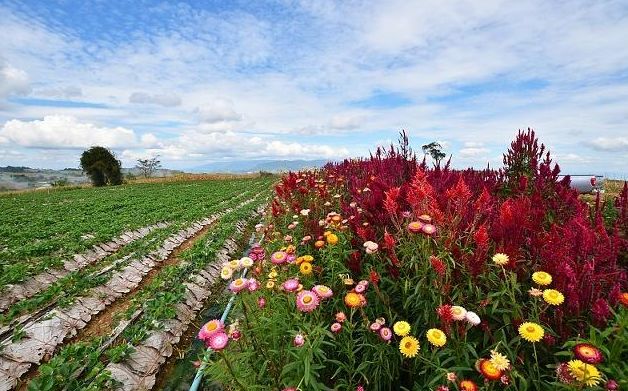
[[192, 159, 331, 173]]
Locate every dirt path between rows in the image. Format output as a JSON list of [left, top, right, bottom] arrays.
[[15, 221, 218, 391]]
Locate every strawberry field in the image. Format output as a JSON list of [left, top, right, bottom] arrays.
[[0, 176, 273, 390], [195, 131, 628, 391]]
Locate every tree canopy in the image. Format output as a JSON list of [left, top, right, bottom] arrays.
[[79, 146, 123, 186]]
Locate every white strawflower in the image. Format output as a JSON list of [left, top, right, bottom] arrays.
[[220, 266, 233, 280], [465, 311, 481, 326], [451, 306, 467, 321]]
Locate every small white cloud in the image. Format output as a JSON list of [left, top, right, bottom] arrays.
[[459, 141, 489, 158], [328, 113, 364, 130], [0, 60, 31, 99], [140, 133, 160, 148], [129, 92, 182, 107], [196, 99, 242, 124], [589, 137, 628, 152], [0, 115, 137, 149]]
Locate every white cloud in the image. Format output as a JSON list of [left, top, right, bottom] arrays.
[[589, 137, 628, 152], [0, 60, 31, 99], [328, 113, 365, 130], [196, 99, 242, 124], [459, 142, 489, 158], [129, 92, 181, 107], [0, 115, 137, 149]]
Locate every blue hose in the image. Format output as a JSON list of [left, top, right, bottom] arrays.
[[189, 232, 259, 391]]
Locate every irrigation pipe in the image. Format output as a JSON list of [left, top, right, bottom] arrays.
[[189, 230, 264, 391]]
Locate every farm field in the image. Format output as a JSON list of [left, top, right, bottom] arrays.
[[0, 176, 273, 390]]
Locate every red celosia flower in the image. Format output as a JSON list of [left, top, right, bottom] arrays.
[[383, 230, 396, 250], [383, 186, 400, 216], [591, 298, 611, 327], [473, 224, 489, 249], [573, 343, 604, 364], [430, 255, 446, 276], [437, 304, 454, 324], [369, 269, 380, 285]]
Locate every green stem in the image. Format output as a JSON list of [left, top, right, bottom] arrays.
[[220, 351, 247, 391]]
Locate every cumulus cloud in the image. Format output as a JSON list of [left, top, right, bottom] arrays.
[[129, 92, 181, 107], [589, 137, 628, 152], [196, 99, 242, 124], [0, 115, 137, 149], [0, 60, 31, 99]]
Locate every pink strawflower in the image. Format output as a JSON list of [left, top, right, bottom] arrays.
[[354, 284, 366, 294], [284, 235, 293, 242], [312, 284, 334, 299], [407, 221, 423, 233], [335, 312, 347, 323], [369, 322, 382, 332], [302, 235, 312, 243], [331, 322, 342, 333], [229, 278, 248, 293], [258, 297, 266, 309], [198, 319, 224, 341], [271, 251, 288, 264], [294, 333, 305, 347], [296, 290, 320, 312], [356, 385, 365, 391], [379, 327, 392, 341], [208, 331, 229, 351], [282, 278, 300, 292], [422, 224, 436, 235], [287, 254, 296, 263], [247, 278, 260, 292]]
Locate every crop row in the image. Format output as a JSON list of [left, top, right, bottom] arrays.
[[22, 194, 269, 390], [0, 183, 266, 327], [0, 191, 267, 391], [0, 177, 274, 288]]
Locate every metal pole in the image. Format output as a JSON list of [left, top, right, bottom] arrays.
[[189, 232, 261, 391]]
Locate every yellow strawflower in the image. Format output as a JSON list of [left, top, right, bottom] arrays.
[[299, 262, 313, 275], [543, 289, 564, 305], [426, 328, 447, 347], [518, 322, 544, 342], [532, 271, 552, 286], [399, 336, 420, 358], [567, 359, 601, 387], [393, 321, 411, 336]]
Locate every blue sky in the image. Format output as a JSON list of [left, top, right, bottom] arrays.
[[0, 0, 627, 176]]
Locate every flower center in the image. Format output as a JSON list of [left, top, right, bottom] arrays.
[[405, 342, 412, 348], [526, 326, 535, 333], [303, 296, 312, 304]]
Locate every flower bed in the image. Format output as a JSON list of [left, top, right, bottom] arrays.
[[197, 130, 628, 390]]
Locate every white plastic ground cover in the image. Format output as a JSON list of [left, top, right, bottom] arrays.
[[0, 222, 170, 312], [0, 200, 256, 391], [104, 206, 264, 391]]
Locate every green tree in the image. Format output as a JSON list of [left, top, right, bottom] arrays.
[[421, 141, 446, 166], [79, 146, 123, 187], [135, 156, 161, 178]]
